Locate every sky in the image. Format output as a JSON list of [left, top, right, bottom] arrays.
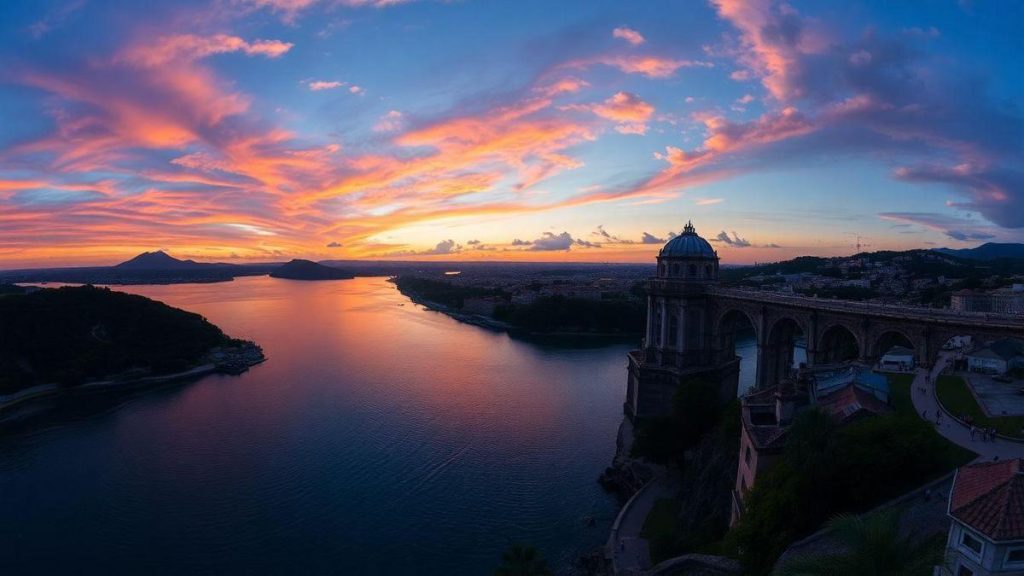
[[0, 0, 1021, 268]]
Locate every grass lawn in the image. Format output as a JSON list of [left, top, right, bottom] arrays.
[[887, 374, 977, 466], [936, 375, 1024, 439], [887, 373, 916, 416], [641, 497, 682, 565]]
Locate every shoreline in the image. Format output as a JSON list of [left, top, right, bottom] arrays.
[[0, 343, 265, 416], [395, 286, 642, 341]]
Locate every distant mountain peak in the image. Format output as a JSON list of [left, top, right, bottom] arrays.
[[933, 243, 1024, 261], [115, 251, 201, 270]]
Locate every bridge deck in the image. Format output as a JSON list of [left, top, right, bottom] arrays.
[[709, 287, 1024, 330]]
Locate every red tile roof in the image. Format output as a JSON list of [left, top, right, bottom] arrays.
[[950, 459, 1024, 541], [817, 383, 892, 423]]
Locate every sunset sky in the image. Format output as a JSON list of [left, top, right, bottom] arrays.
[[1, 0, 1021, 268]]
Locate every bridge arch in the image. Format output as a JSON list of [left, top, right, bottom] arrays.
[[714, 307, 760, 395], [871, 329, 918, 371], [762, 316, 806, 388], [715, 307, 760, 344], [817, 322, 861, 365]]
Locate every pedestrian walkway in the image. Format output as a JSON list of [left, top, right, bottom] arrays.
[[911, 351, 1024, 462], [609, 469, 673, 575]]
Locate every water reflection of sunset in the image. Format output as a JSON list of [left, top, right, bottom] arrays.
[[6, 275, 627, 573]]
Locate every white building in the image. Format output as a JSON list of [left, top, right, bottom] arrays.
[[945, 335, 975, 351], [952, 289, 1024, 316], [945, 459, 1024, 576], [879, 345, 915, 371], [967, 339, 1024, 376]]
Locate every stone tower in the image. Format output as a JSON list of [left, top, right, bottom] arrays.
[[624, 222, 740, 421]]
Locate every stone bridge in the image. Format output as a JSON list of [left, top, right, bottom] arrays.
[[709, 287, 1024, 390], [625, 222, 1024, 422]]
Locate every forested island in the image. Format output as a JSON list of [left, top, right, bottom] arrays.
[[269, 259, 355, 280], [0, 285, 263, 400]]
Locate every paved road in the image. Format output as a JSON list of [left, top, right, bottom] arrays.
[[912, 352, 1024, 462]]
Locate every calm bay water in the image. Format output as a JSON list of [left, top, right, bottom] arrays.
[[0, 276, 766, 575]]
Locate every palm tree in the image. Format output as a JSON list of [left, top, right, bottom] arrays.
[[495, 544, 553, 576], [775, 509, 944, 576]]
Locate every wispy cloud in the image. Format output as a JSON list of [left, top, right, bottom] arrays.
[[307, 80, 345, 91], [612, 26, 645, 46], [564, 91, 654, 135], [373, 110, 405, 132], [28, 0, 85, 39], [878, 212, 997, 241]]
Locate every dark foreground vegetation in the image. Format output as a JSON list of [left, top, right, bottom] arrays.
[[0, 285, 236, 393], [629, 374, 974, 573], [726, 409, 972, 574], [630, 381, 741, 563]]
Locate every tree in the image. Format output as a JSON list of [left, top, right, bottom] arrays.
[[494, 544, 552, 576], [775, 509, 943, 576], [731, 411, 962, 574], [631, 378, 723, 465]]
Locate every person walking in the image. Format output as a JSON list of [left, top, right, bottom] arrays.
[[970, 425, 976, 440]]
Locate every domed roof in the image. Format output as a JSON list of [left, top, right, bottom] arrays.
[[659, 221, 717, 259]]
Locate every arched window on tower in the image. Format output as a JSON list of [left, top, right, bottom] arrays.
[[688, 264, 697, 277], [672, 263, 680, 276], [705, 264, 713, 278], [668, 313, 678, 347], [659, 263, 666, 277]]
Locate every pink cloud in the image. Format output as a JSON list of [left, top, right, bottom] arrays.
[[565, 91, 654, 135], [536, 77, 590, 97], [612, 27, 645, 46], [117, 34, 293, 67], [373, 110, 404, 133], [598, 55, 712, 78], [335, 0, 414, 7], [564, 54, 712, 79], [710, 0, 825, 101], [308, 80, 345, 91], [240, 0, 321, 23]]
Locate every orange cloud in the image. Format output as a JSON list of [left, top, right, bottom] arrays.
[[564, 91, 654, 135], [536, 77, 590, 97]]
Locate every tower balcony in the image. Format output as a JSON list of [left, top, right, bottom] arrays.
[[631, 346, 714, 370], [646, 277, 715, 297]]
